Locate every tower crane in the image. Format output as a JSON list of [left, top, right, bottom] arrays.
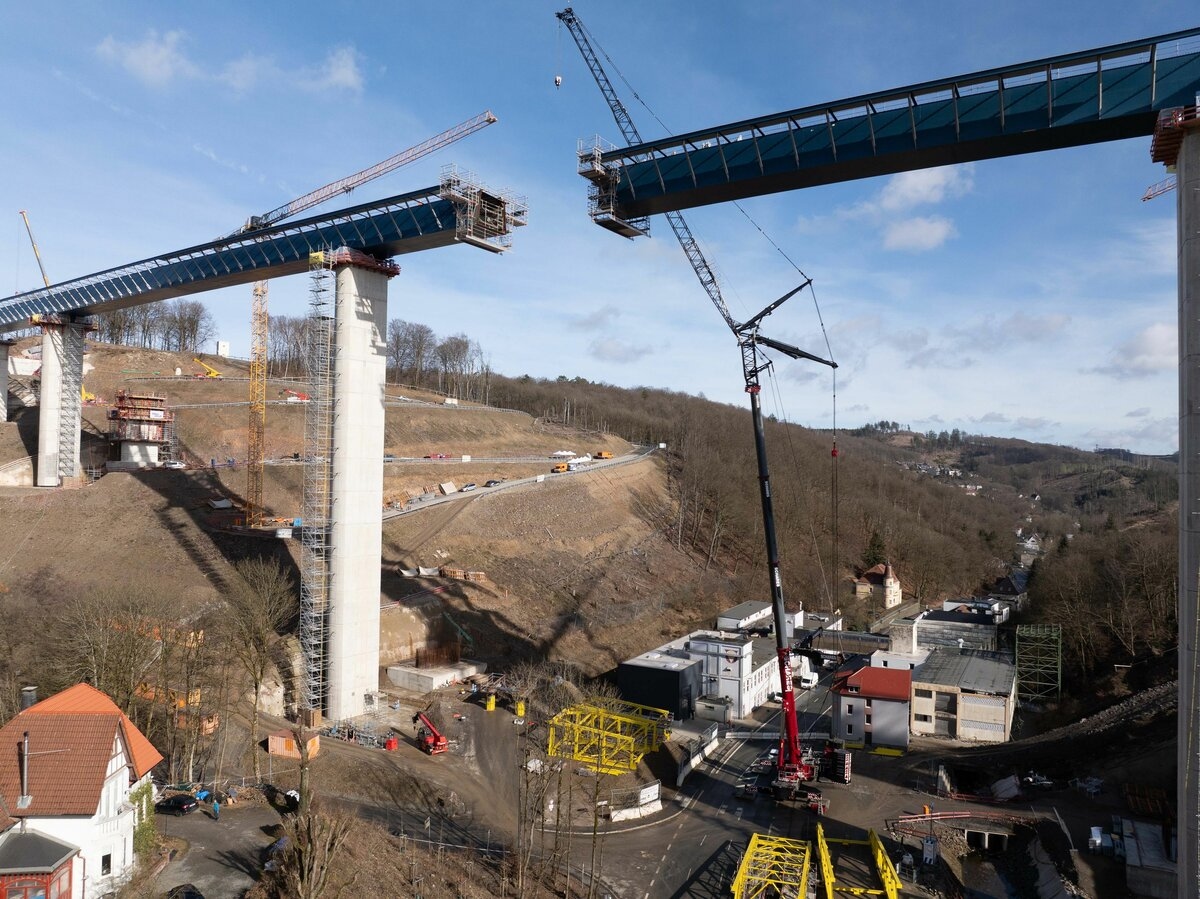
[[235, 110, 497, 234], [19, 211, 97, 404], [557, 7, 835, 799], [239, 111, 498, 527]]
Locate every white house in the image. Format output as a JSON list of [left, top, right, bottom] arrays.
[[0, 684, 163, 899]]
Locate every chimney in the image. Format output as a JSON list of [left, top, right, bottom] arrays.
[[17, 731, 31, 810], [20, 686, 37, 710]]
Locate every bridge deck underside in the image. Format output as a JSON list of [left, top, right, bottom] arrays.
[[0, 188, 462, 331], [599, 32, 1200, 216]]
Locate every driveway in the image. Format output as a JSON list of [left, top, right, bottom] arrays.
[[154, 801, 283, 899]]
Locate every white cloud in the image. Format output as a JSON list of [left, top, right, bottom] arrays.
[[313, 46, 364, 93], [975, 412, 1010, 423], [1126, 407, 1152, 418], [219, 54, 272, 91], [1014, 417, 1057, 432], [879, 166, 975, 212], [96, 30, 200, 87], [571, 305, 621, 332], [883, 216, 957, 251], [589, 338, 652, 363], [1094, 322, 1176, 378]]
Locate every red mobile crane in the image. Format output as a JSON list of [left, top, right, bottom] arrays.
[[557, 8, 836, 799], [412, 712, 448, 755]]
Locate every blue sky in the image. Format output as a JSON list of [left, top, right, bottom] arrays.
[[1, 2, 1192, 454]]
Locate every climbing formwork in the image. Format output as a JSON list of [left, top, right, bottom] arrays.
[[813, 824, 901, 899], [730, 833, 812, 899], [547, 698, 671, 774]]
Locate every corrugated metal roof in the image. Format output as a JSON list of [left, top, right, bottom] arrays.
[[717, 601, 771, 621], [914, 649, 1015, 695]]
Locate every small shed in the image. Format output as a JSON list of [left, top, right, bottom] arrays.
[[267, 729, 321, 759]]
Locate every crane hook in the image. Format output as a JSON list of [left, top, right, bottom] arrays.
[[555, 74, 563, 89]]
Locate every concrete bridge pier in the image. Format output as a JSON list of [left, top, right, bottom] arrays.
[[324, 260, 390, 721], [0, 341, 10, 423], [1180, 119, 1200, 899], [36, 320, 86, 487]]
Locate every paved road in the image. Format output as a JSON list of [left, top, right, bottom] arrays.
[[154, 801, 282, 899]]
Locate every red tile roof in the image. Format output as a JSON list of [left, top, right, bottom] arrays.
[[0, 684, 163, 818], [833, 666, 911, 701]]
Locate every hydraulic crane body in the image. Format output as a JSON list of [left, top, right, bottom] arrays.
[[558, 6, 834, 799], [412, 712, 448, 754]]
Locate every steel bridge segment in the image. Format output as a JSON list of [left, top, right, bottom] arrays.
[[0, 187, 464, 332], [591, 27, 1200, 218]]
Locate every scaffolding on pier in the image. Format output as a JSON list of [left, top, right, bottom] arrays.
[[246, 280, 268, 526], [299, 254, 335, 720]]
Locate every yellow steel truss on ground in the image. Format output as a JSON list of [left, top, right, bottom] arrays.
[[813, 824, 901, 899], [730, 833, 812, 899], [547, 698, 671, 774]]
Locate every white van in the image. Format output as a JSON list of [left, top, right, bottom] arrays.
[[799, 671, 819, 690]]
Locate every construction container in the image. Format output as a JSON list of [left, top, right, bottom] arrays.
[[267, 729, 321, 759]]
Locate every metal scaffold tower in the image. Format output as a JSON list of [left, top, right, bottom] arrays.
[[246, 280, 268, 527], [299, 254, 335, 720], [1015, 624, 1062, 700]]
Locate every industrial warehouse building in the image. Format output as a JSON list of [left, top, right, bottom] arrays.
[[618, 630, 781, 720], [909, 649, 1017, 742]]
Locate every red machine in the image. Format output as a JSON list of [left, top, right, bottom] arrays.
[[412, 712, 448, 755]]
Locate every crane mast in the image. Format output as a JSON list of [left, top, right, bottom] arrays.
[[558, 6, 835, 797], [555, 8, 736, 332]]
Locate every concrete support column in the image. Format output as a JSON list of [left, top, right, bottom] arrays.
[[1179, 125, 1200, 899], [36, 327, 64, 487], [324, 263, 388, 721], [0, 341, 10, 423]]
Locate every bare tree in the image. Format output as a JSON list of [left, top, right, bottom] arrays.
[[278, 801, 354, 899], [225, 557, 296, 780]]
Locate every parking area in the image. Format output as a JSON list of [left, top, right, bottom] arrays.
[[154, 800, 283, 899]]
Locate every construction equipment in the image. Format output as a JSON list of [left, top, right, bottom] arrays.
[[1142, 175, 1177, 201], [412, 711, 448, 755], [282, 388, 311, 403], [235, 110, 497, 235], [559, 7, 835, 799], [192, 357, 222, 379]]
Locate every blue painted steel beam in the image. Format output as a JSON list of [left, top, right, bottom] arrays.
[[591, 28, 1200, 218], [0, 187, 464, 331]]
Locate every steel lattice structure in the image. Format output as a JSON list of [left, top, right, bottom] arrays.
[[1015, 623, 1062, 700], [547, 698, 671, 774], [246, 280, 268, 527], [730, 833, 812, 899]]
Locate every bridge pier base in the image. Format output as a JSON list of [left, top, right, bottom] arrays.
[[324, 261, 388, 721], [36, 322, 85, 487]]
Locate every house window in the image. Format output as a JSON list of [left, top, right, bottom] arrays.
[[7, 882, 47, 899], [915, 714, 931, 723], [846, 704, 854, 714], [865, 714, 872, 725], [101, 854, 112, 876], [916, 689, 932, 698], [846, 723, 854, 735]]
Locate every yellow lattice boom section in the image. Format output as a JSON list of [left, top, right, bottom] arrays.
[[547, 698, 671, 774], [730, 833, 812, 899], [813, 823, 900, 899]]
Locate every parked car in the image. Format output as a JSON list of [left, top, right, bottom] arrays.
[[484, 479, 501, 487], [163, 460, 187, 470], [155, 793, 199, 816], [424, 453, 449, 459], [460, 483, 477, 492], [166, 885, 206, 899]]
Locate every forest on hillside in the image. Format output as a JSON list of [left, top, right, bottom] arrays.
[[83, 315, 1181, 692]]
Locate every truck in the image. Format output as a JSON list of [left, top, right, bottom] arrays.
[[412, 712, 448, 754], [595, 451, 614, 459], [551, 462, 570, 473]]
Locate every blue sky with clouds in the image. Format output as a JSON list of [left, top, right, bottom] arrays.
[[1, 2, 1192, 454]]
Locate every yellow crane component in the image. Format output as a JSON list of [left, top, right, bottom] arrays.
[[246, 280, 268, 527], [547, 698, 670, 774], [192, 357, 223, 378], [730, 833, 812, 899]]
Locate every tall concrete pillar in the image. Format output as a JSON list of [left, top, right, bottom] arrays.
[[1178, 124, 1200, 899], [36, 327, 64, 487], [0, 341, 10, 423], [324, 262, 388, 721], [35, 323, 84, 487]]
